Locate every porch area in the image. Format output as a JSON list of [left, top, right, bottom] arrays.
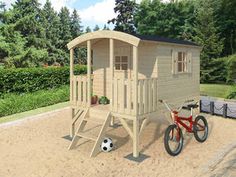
[[68, 30, 158, 157]]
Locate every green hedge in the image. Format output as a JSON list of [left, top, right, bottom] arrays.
[[0, 65, 86, 96], [0, 85, 69, 117]]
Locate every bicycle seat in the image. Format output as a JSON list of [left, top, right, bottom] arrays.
[[182, 104, 198, 110]]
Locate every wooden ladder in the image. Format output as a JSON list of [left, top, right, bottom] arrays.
[[68, 111, 111, 157]]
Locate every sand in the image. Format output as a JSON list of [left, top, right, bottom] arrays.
[[0, 108, 236, 177]]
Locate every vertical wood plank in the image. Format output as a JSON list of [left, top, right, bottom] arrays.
[[127, 79, 131, 114], [73, 76, 77, 106], [83, 77, 86, 106], [140, 80, 143, 115], [153, 79, 157, 111], [114, 78, 118, 112], [87, 40, 91, 107], [120, 78, 125, 113], [144, 79, 148, 114], [149, 79, 152, 112], [77, 76, 81, 106]]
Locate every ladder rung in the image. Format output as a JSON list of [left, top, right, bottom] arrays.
[[84, 117, 105, 124], [77, 132, 97, 141]]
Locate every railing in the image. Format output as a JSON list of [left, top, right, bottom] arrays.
[[111, 78, 158, 116], [70, 75, 93, 107]]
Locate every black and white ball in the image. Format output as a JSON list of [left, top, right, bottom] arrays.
[[101, 138, 113, 152]]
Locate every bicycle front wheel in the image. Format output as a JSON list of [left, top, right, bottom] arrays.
[[164, 124, 183, 156]]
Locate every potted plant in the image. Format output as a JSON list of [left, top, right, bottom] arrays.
[[91, 95, 98, 104], [98, 96, 110, 105]]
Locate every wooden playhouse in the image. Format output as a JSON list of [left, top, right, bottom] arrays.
[[67, 30, 201, 157]]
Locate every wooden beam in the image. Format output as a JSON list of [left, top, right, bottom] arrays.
[[133, 46, 138, 115], [109, 39, 114, 125], [139, 117, 150, 136], [119, 118, 133, 139], [133, 45, 139, 157], [133, 118, 139, 157], [70, 49, 74, 104], [70, 108, 75, 137], [87, 40, 91, 107]]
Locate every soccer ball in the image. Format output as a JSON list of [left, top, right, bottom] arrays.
[[101, 138, 113, 152]]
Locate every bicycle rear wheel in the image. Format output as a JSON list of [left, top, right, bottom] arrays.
[[164, 124, 183, 156]]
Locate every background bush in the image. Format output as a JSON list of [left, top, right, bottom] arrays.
[[0, 65, 86, 96], [201, 54, 236, 84]]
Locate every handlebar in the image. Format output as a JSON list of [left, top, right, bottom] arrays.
[[159, 99, 196, 112]]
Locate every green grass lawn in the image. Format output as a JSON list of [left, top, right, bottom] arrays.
[[200, 84, 233, 98], [0, 85, 69, 117]]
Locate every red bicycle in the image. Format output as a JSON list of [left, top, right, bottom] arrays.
[[159, 99, 208, 156]]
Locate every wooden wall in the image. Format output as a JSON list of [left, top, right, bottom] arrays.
[[92, 39, 200, 110]]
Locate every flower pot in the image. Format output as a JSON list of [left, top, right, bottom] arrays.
[[91, 95, 98, 104]]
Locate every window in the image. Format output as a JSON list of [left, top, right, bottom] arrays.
[[115, 56, 128, 70], [177, 52, 187, 73]]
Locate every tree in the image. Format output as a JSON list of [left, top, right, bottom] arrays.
[[214, 0, 236, 55], [10, 0, 46, 48], [41, 0, 61, 64], [192, 0, 224, 83], [135, 0, 195, 39], [93, 24, 100, 31], [70, 9, 82, 39], [103, 24, 110, 30], [108, 0, 137, 33], [85, 26, 91, 33], [0, 1, 6, 24], [58, 7, 72, 51]]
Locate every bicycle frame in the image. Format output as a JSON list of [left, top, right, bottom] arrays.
[[160, 99, 205, 133]]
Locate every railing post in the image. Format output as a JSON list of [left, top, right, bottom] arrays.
[[110, 39, 114, 110], [70, 49, 74, 104], [87, 40, 91, 107], [109, 38, 114, 126], [199, 100, 202, 113], [210, 101, 214, 115], [223, 103, 227, 118]]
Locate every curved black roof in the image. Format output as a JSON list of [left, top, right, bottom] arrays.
[[132, 34, 200, 47]]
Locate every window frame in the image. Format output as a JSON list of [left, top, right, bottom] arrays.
[[177, 51, 188, 73], [114, 55, 129, 71]]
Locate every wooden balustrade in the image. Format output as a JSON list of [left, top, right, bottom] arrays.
[[71, 75, 93, 107], [112, 78, 158, 116]]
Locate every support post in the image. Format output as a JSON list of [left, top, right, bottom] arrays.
[[210, 101, 214, 115], [70, 49, 74, 104], [199, 100, 202, 113], [70, 48, 75, 138], [109, 39, 114, 126], [70, 108, 75, 137], [133, 45, 139, 157], [87, 41, 91, 107], [223, 104, 227, 118]]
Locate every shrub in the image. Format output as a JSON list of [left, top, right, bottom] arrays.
[[0, 65, 86, 96], [226, 55, 236, 83], [0, 85, 70, 117]]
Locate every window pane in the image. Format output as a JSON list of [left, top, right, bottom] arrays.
[[178, 62, 183, 72], [121, 64, 128, 70], [115, 56, 120, 63], [121, 56, 128, 62], [178, 52, 182, 61], [115, 64, 120, 70]]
